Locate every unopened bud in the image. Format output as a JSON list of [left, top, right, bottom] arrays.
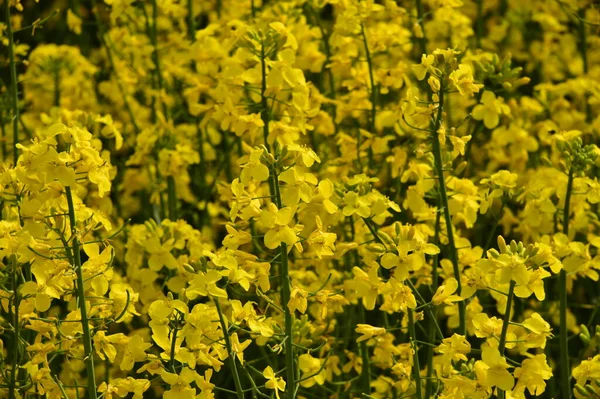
[[497, 236, 508, 254]]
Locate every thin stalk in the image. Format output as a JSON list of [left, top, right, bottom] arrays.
[[360, 23, 375, 169], [358, 305, 371, 395], [169, 314, 179, 372], [414, 0, 427, 57], [167, 176, 177, 220], [497, 280, 515, 399], [424, 210, 441, 398], [66, 187, 98, 399], [559, 169, 574, 399], [408, 309, 423, 399], [186, 0, 195, 41], [8, 256, 20, 399], [5, 0, 19, 166], [430, 77, 466, 335], [150, 0, 169, 118], [578, 8, 592, 123], [214, 298, 244, 399], [475, 0, 483, 48]]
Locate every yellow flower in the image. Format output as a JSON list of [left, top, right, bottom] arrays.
[[355, 323, 386, 343], [474, 347, 514, 391], [449, 64, 482, 97], [288, 286, 308, 314], [240, 148, 270, 185], [263, 366, 286, 399], [432, 277, 463, 305], [186, 270, 228, 300], [299, 354, 327, 387], [260, 203, 297, 250], [472, 91, 510, 129]]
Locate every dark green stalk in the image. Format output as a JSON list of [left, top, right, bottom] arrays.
[[272, 176, 295, 399], [169, 313, 179, 372], [577, 8, 592, 123], [497, 280, 515, 399], [430, 77, 466, 335], [5, 0, 19, 166], [475, 0, 483, 48], [214, 298, 244, 399], [66, 187, 97, 399], [358, 305, 371, 395], [424, 210, 441, 398], [559, 169, 574, 399], [1, 118, 7, 163], [54, 72, 61, 107], [8, 256, 20, 399], [414, 0, 427, 57], [150, 0, 169, 119], [186, 0, 195, 41], [167, 176, 177, 220], [408, 309, 423, 399], [360, 23, 376, 169]]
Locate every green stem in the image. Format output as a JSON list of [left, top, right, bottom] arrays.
[[150, 0, 168, 118], [424, 210, 441, 398], [358, 305, 371, 395], [475, 0, 483, 48], [214, 298, 245, 399], [65, 187, 98, 399], [8, 256, 20, 399], [408, 309, 423, 399], [360, 23, 376, 169], [430, 77, 466, 335], [5, 0, 19, 166], [559, 169, 574, 399], [273, 183, 295, 399], [169, 314, 179, 372], [577, 8, 592, 123], [167, 176, 177, 220], [497, 280, 515, 399], [414, 0, 427, 57], [186, 0, 195, 41]]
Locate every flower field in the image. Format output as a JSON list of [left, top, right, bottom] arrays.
[[1, 0, 600, 398]]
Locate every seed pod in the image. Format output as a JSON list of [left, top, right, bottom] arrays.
[[574, 384, 589, 397]]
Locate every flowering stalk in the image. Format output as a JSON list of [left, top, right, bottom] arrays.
[[559, 168, 574, 399], [497, 280, 515, 399], [66, 186, 98, 399], [214, 297, 245, 399], [258, 36, 296, 398], [430, 77, 466, 335], [4, 0, 19, 166]]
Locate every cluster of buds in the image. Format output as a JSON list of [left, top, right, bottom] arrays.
[[557, 136, 599, 176], [472, 53, 530, 92]]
